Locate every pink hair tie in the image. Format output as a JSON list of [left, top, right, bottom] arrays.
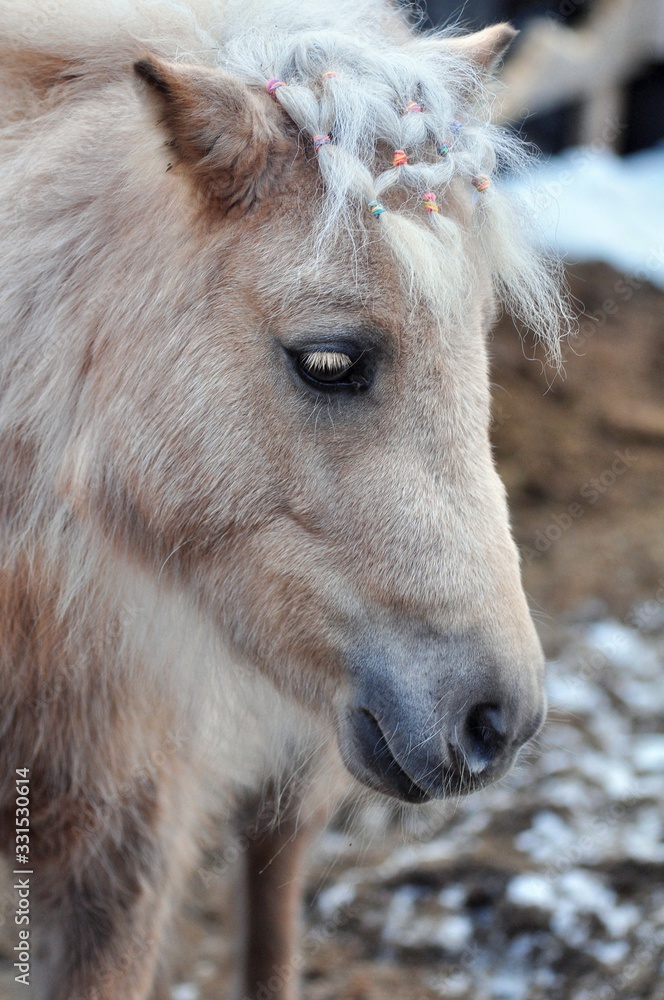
[[313, 133, 331, 151], [267, 78, 285, 95], [404, 101, 423, 114], [393, 149, 408, 167], [422, 191, 439, 213], [471, 174, 490, 193], [323, 71, 338, 79]]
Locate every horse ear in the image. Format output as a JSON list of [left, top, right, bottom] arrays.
[[134, 55, 291, 212], [445, 24, 518, 75]]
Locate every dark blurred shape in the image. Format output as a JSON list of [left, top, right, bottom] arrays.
[[514, 101, 583, 157], [416, 0, 591, 31], [624, 63, 664, 152]]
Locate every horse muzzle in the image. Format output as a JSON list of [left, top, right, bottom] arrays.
[[336, 637, 546, 803]]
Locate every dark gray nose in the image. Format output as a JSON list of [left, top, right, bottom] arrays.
[[337, 639, 546, 802], [337, 629, 546, 802], [454, 702, 508, 775], [339, 693, 544, 802]]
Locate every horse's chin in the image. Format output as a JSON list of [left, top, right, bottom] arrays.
[[340, 741, 434, 804], [336, 707, 439, 804]]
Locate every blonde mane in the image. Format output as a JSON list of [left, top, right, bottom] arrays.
[[2, 0, 570, 361]]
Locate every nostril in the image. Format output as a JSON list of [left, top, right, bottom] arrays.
[[463, 703, 506, 768], [359, 707, 383, 742]]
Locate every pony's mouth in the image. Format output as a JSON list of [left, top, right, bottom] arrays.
[[338, 705, 500, 804], [339, 706, 432, 803]]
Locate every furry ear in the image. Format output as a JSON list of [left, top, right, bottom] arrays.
[[134, 55, 291, 212], [446, 24, 518, 74]]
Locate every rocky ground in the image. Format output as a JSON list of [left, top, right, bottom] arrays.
[[0, 263, 662, 999]]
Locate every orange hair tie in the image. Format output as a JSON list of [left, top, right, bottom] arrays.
[[393, 149, 408, 167]]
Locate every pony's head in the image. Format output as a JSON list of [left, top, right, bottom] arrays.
[[10, 2, 569, 801]]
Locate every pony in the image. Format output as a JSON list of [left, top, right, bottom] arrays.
[[0, 1, 569, 997]]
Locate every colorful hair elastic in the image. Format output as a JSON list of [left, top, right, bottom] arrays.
[[393, 149, 408, 167], [323, 71, 338, 79], [422, 191, 439, 213], [313, 133, 331, 151], [437, 120, 464, 157], [266, 78, 285, 95], [404, 101, 423, 114], [471, 174, 490, 192], [368, 199, 386, 218]]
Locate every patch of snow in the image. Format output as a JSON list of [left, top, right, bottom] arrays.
[[534, 966, 562, 988], [431, 914, 474, 951], [632, 734, 664, 773], [489, 967, 529, 1000], [599, 900, 641, 938], [377, 838, 457, 878], [506, 873, 556, 910], [577, 752, 636, 799], [585, 939, 630, 966], [515, 811, 577, 863], [539, 748, 583, 775], [622, 806, 664, 862], [509, 146, 664, 289], [557, 869, 615, 911], [632, 773, 664, 798], [427, 972, 471, 997], [546, 669, 605, 714], [508, 868, 639, 945], [539, 777, 595, 808], [438, 883, 467, 910], [583, 621, 660, 675], [586, 712, 632, 756], [381, 885, 420, 945], [317, 880, 356, 920], [396, 912, 473, 953]]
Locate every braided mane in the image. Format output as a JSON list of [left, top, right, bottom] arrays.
[[218, 7, 570, 359], [1, 0, 571, 357]]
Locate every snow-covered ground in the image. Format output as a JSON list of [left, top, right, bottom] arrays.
[[509, 144, 664, 291]]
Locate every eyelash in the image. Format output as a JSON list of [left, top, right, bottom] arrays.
[[293, 348, 371, 392]]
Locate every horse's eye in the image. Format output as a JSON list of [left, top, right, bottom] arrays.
[[295, 349, 370, 391]]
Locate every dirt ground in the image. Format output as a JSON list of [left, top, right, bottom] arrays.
[[0, 262, 662, 999], [491, 261, 664, 619]]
